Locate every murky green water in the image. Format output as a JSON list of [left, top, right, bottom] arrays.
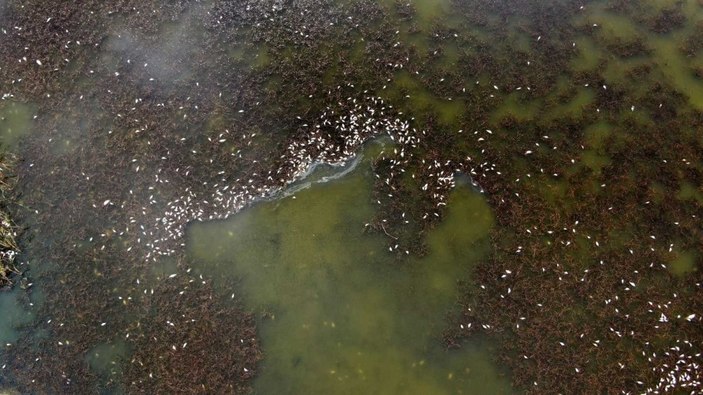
[[0, 291, 33, 346], [0, 102, 33, 149], [188, 147, 512, 394], [1, 0, 702, 393]]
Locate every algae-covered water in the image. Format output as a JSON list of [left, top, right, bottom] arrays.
[[188, 147, 511, 394]]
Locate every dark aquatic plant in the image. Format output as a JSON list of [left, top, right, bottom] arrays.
[[0, 151, 19, 289]]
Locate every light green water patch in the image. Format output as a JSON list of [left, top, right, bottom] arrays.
[[668, 250, 698, 277], [187, 151, 512, 394], [571, 36, 604, 73], [546, 87, 595, 120], [584, 121, 613, 150], [148, 256, 179, 279], [433, 41, 461, 69], [569, 234, 604, 271], [600, 56, 652, 90], [490, 93, 540, 124], [381, 0, 463, 53], [322, 58, 342, 86], [381, 0, 454, 30], [581, 150, 611, 175], [684, 0, 703, 16], [41, 97, 105, 158], [578, 4, 658, 89], [404, 31, 431, 55], [227, 44, 247, 63], [677, 181, 703, 204], [651, 35, 703, 110], [649, 181, 667, 205], [692, 54, 703, 74], [586, 8, 641, 43], [226, 28, 270, 70], [388, 71, 465, 127], [620, 107, 655, 127], [0, 289, 34, 345], [411, 0, 452, 24], [390, 17, 430, 55], [539, 178, 571, 212], [504, 18, 533, 54], [0, 101, 34, 148], [586, 0, 703, 109], [436, 100, 466, 127], [252, 46, 271, 70], [86, 340, 130, 383], [646, 0, 687, 12]]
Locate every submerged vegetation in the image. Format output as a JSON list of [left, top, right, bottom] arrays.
[[0, 151, 19, 289], [0, 0, 701, 393]]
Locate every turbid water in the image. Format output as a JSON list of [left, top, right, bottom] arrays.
[[188, 146, 511, 394], [0, 0, 701, 393], [0, 291, 33, 346], [0, 102, 33, 149]]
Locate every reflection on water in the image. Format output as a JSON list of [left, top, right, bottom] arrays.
[[188, 150, 512, 394]]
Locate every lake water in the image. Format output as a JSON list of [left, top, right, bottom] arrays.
[[0, 0, 701, 393], [188, 145, 512, 394]]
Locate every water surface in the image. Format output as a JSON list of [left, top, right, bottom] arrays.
[[188, 149, 512, 394]]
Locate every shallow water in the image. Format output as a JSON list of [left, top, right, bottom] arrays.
[[187, 149, 513, 394], [0, 290, 33, 346], [0, 102, 33, 149], [1, 0, 701, 393]]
